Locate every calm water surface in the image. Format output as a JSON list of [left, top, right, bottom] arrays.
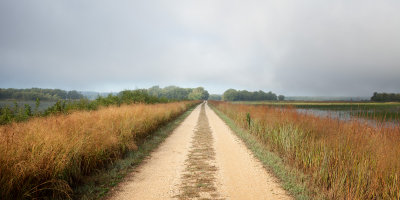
[[295, 108, 399, 128]]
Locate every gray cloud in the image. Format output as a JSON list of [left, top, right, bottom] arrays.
[[1, 0, 399, 95]]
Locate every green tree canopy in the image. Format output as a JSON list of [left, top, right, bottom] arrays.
[[188, 87, 209, 100], [208, 94, 222, 100], [146, 86, 209, 100], [371, 92, 400, 102], [222, 89, 278, 101], [0, 88, 84, 101]]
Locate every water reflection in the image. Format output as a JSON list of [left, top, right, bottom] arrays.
[[295, 108, 399, 128]]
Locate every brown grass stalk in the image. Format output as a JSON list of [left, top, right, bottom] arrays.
[[210, 101, 400, 199], [0, 101, 197, 199]]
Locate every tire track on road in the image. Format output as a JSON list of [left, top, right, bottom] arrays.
[[176, 103, 222, 200]]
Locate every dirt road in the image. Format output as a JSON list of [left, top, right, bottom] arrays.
[[109, 103, 292, 200]]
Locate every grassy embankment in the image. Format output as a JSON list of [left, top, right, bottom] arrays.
[[210, 101, 400, 199], [237, 101, 400, 122], [0, 101, 199, 199]]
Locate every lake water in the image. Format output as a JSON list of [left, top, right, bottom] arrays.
[[0, 100, 56, 111], [295, 108, 399, 128]]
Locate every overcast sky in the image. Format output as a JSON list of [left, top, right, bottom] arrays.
[[1, 0, 399, 96]]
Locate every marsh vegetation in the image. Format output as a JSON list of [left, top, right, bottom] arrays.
[[210, 101, 400, 199], [239, 101, 400, 122]]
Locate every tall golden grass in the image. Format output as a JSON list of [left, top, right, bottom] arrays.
[[210, 101, 400, 199], [0, 101, 197, 199]]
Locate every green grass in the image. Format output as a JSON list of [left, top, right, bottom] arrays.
[[73, 104, 198, 200], [209, 104, 316, 200]]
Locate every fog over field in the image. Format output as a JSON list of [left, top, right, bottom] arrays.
[[1, 0, 399, 96]]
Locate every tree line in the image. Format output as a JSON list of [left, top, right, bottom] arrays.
[[222, 89, 283, 101], [147, 86, 209, 100], [0, 87, 209, 125], [0, 90, 166, 125], [208, 94, 222, 100], [371, 92, 400, 102], [0, 86, 210, 101], [0, 88, 83, 101]]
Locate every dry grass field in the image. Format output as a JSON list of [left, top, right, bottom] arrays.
[[0, 101, 197, 199], [210, 101, 400, 199]]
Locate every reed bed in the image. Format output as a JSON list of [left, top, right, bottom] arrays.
[[0, 101, 197, 199], [239, 101, 400, 122], [210, 101, 400, 199]]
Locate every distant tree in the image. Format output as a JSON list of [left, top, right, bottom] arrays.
[[148, 86, 162, 98], [208, 94, 222, 100], [161, 86, 191, 100], [266, 91, 278, 101], [145, 85, 209, 100], [222, 89, 278, 101], [119, 90, 150, 104], [0, 88, 84, 101], [278, 95, 285, 101], [188, 87, 209, 100], [67, 90, 84, 100], [222, 89, 238, 101], [371, 92, 400, 102], [52, 89, 68, 99]]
